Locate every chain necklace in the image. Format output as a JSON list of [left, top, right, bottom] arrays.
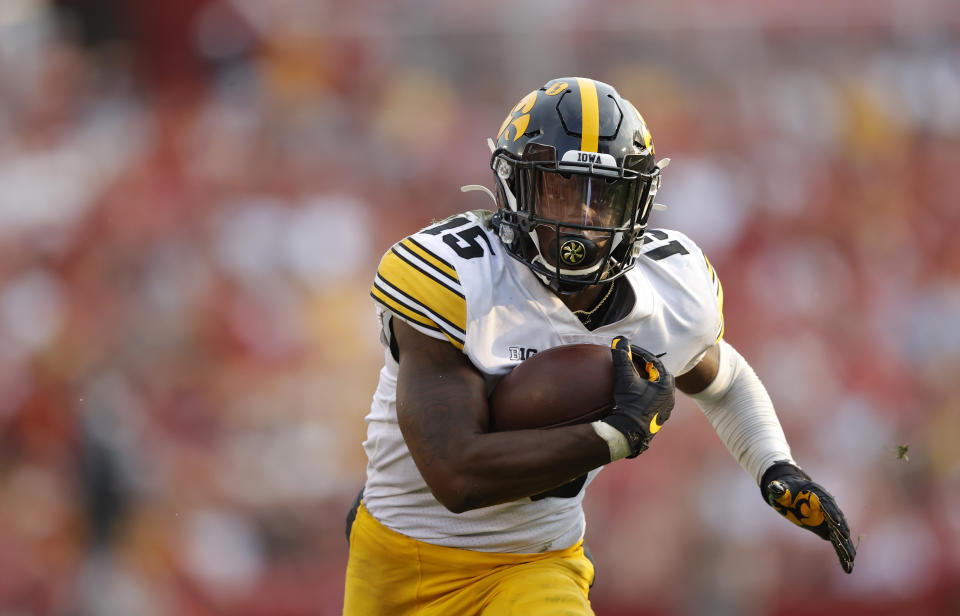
[[572, 281, 615, 321]]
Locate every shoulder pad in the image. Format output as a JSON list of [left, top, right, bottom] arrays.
[[370, 211, 497, 350], [641, 228, 724, 343]]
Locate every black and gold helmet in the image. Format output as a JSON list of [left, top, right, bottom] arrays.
[[490, 77, 664, 294]]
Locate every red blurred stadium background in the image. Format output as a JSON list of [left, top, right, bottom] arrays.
[[1, 1, 958, 614]]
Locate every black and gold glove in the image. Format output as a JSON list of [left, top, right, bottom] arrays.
[[761, 461, 856, 574], [600, 336, 675, 458]]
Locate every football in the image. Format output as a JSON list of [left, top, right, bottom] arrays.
[[488, 343, 615, 431]]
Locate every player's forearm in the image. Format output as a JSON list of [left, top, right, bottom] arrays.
[[393, 318, 610, 512], [439, 424, 610, 512], [688, 340, 794, 483], [405, 416, 608, 513]]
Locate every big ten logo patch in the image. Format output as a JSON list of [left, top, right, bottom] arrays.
[[508, 347, 538, 361]]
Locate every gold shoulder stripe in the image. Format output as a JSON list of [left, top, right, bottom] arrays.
[[377, 250, 467, 333], [575, 77, 599, 153], [370, 286, 438, 331], [401, 238, 459, 283], [370, 285, 463, 351], [371, 286, 465, 350], [375, 274, 466, 336], [389, 247, 464, 298]]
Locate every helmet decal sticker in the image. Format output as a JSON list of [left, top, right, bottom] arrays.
[[560, 150, 617, 169], [560, 239, 587, 265], [497, 90, 538, 142], [545, 81, 569, 96], [626, 99, 654, 152]]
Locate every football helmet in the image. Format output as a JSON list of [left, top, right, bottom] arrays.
[[489, 77, 664, 294]]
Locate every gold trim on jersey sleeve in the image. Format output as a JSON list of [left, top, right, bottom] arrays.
[[400, 238, 459, 283], [715, 276, 725, 341], [370, 285, 440, 331], [704, 254, 725, 341], [371, 245, 467, 349], [704, 254, 716, 283]]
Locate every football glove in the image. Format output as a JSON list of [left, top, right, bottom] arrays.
[[761, 461, 856, 574], [600, 336, 675, 458]]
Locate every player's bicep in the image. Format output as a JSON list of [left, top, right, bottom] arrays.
[[393, 319, 489, 481], [676, 343, 720, 395]]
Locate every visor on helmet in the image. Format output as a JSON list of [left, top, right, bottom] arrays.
[[491, 141, 659, 293], [532, 172, 636, 229]]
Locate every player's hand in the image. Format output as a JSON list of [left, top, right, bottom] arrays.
[[600, 336, 675, 458], [761, 462, 856, 574]]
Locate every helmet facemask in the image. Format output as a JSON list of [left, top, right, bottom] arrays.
[[493, 142, 660, 294]]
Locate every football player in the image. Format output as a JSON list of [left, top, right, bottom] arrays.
[[343, 77, 855, 615]]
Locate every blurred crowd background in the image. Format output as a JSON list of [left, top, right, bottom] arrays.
[[0, 0, 958, 614]]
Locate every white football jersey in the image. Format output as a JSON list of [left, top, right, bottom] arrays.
[[363, 209, 724, 553]]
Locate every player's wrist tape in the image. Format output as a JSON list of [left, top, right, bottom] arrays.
[[592, 420, 630, 461]]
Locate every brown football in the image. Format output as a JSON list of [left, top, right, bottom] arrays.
[[489, 343, 615, 431]]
